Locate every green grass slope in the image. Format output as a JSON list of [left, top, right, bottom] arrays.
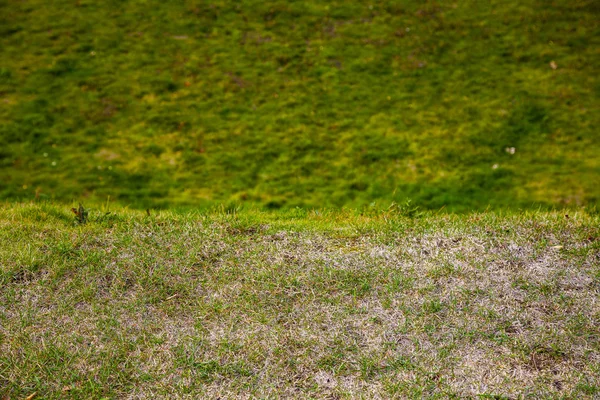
[[1, 203, 599, 398], [1, 1, 599, 210]]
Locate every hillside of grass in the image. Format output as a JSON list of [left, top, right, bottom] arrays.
[[1, 0, 598, 211], [1, 203, 599, 398]]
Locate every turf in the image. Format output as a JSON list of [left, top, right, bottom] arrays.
[[1, 0, 599, 211], [1, 203, 599, 398]]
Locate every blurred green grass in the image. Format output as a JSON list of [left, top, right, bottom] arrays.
[[1, 0, 598, 211]]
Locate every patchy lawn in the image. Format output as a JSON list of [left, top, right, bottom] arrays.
[[1, 203, 599, 398]]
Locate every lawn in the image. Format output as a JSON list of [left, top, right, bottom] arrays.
[[1, 203, 598, 398], [1, 1, 599, 398], [1, 0, 598, 210]]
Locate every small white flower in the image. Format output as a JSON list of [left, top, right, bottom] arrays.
[[492, 164, 499, 169], [51, 161, 56, 166]]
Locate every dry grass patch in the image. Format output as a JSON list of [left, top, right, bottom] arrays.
[[1, 204, 599, 398]]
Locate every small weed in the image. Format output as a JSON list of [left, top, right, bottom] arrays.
[[71, 204, 88, 224]]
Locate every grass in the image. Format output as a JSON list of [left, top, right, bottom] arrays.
[[1, 0, 599, 211], [1, 202, 599, 398], [1, 3, 598, 396]]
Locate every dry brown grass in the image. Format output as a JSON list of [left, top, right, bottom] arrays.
[[1, 204, 599, 398]]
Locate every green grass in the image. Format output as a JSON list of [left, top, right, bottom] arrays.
[[1, 0, 599, 210], [1, 202, 599, 398]]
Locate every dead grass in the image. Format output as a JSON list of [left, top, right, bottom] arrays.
[[0, 203, 599, 398]]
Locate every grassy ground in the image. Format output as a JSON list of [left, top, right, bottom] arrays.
[[1, 202, 598, 398], [1, 0, 599, 210]]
